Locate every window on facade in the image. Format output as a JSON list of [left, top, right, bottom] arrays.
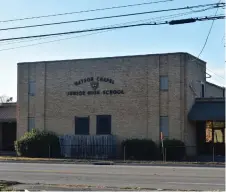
[[29, 81, 36, 96], [213, 121, 225, 128], [214, 129, 224, 143], [205, 121, 225, 143], [28, 117, 35, 132], [160, 116, 169, 138], [205, 121, 212, 143], [96, 115, 111, 135], [160, 76, 168, 90], [201, 83, 205, 97], [75, 117, 89, 135]]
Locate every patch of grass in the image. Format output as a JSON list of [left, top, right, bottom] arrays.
[[120, 186, 142, 190], [0, 180, 21, 191]]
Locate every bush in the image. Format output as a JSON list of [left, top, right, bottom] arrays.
[[122, 139, 159, 160], [15, 129, 61, 158], [161, 139, 185, 161]]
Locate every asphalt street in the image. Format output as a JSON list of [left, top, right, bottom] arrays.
[[0, 162, 224, 191]]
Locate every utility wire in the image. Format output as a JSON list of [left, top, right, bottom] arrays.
[[0, 15, 224, 42], [0, 9, 205, 48], [197, 1, 222, 57], [0, 10, 203, 48], [0, 3, 224, 31], [192, 1, 224, 81], [0, 22, 166, 42], [0, 7, 212, 46], [206, 68, 225, 80], [0, 0, 173, 23]]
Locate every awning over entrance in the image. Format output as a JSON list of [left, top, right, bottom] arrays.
[[188, 98, 225, 121]]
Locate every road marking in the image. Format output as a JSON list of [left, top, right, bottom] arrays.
[[167, 182, 225, 186]]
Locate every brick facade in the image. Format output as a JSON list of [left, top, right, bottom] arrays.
[[17, 52, 208, 149]]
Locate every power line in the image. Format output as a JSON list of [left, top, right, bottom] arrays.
[[0, 22, 166, 42], [206, 74, 225, 85], [0, 7, 213, 46], [0, 10, 203, 49], [0, 3, 224, 32], [206, 68, 225, 80], [0, 0, 173, 23], [0, 9, 203, 49], [0, 11, 191, 46], [0, 15, 224, 43], [197, 1, 222, 57]]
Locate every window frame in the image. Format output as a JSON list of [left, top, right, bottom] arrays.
[[160, 76, 168, 91], [28, 81, 36, 96], [28, 117, 35, 132], [160, 116, 169, 138], [74, 116, 90, 135], [201, 83, 205, 97], [96, 115, 112, 135]]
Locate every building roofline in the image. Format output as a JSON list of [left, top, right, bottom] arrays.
[[206, 81, 225, 90], [17, 52, 206, 65], [0, 102, 17, 107], [0, 118, 16, 123]]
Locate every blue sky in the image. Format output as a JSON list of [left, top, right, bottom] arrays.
[[0, 0, 225, 101]]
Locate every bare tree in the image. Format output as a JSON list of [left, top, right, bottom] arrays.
[[0, 95, 13, 103]]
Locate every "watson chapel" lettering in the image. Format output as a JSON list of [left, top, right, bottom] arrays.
[[74, 77, 114, 86]]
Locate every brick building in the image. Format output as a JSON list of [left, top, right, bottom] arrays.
[[16, 52, 225, 156]]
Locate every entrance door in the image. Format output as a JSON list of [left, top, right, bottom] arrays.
[[213, 128, 225, 156], [2, 122, 17, 151]]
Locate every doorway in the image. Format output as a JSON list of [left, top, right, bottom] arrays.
[[1, 122, 17, 151]]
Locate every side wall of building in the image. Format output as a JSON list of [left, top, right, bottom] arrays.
[[205, 82, 224, 97], [18, 61, 49, 139], [184, 54, 206, 155], [17, 64, 28, 139]]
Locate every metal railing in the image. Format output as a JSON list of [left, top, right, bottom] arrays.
[[59, 144, 117, 160]]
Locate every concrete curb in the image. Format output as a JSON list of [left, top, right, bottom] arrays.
[[0, 160, 224, 167]]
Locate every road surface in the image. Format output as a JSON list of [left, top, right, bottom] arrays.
[[0, 162, 224, 191]]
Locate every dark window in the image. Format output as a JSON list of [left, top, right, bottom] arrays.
[[201, 83, 205, 97], [28, 117, 35, 132], [160, 116, 169, 138], [28, 81, 36, 96], [75, 117, 89, 135], [96, 115, 111, 135], [160, 76, 168, 90]]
